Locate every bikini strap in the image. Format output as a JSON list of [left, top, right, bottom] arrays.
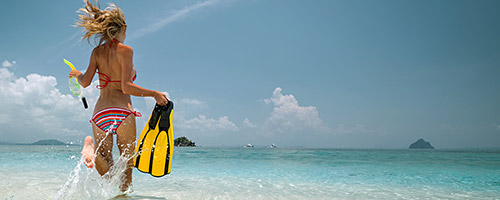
[[96, 72, 121, 89], [109, 38, 119, 48], [133, 111, 142, 117]]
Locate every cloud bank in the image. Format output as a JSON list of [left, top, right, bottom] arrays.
[[178, 114, 238, 133], [263, 87, 329, 133], [0, 67, 95, 143], [0, 65, 332, 145], [144, 96, 238, 136]]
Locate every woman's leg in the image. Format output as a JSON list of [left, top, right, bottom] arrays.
[[81, 136, 95, 168], [116, 114, 137, 192], [92, 123, 114, 176]]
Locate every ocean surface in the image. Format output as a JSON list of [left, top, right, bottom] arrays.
[[0, 145, 500, 200]]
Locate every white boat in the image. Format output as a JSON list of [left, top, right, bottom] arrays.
[[270, 144, 277, 148], [244, 144, 254, 148]]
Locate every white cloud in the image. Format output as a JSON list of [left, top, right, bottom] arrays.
[[0, 67, 96, 143], [0, 66, 242, 143], [178, 114, 238, 133], [242, 118, 256, 128], [131, 0, 220, 40], [179, 98, 203, 106], [2, 60, 16, 67], [264, 87, 329, 132]]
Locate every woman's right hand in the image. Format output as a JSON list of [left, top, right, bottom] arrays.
[[69, 69, 82, 79], [154, 91, 169, 106]]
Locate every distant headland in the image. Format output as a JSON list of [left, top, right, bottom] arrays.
[[29, 139, 69, 145], [0, 139, 76, 146], [409, 138, 434, 149]]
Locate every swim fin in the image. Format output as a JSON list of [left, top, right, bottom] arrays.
[[134, 102, 174, 177]]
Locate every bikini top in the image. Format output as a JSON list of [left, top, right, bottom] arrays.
[[96, 70, 136, 89], [96, 38, 137, 89]]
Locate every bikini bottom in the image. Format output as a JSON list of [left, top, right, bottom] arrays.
[[90, 107, 142, 134]]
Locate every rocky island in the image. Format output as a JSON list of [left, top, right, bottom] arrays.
[[409, 138, 434, 149], [174, 136, 196, 147]]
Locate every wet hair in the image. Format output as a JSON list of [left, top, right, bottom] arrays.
[[76, 0, 126, 46]]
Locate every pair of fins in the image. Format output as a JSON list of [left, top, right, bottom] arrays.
[[134, 101, 174, 177]]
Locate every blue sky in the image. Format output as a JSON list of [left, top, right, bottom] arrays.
[[1, 0, 499, 148]]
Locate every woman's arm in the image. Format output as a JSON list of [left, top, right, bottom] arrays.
[[68, 48, 97, 88], [119, 45, 168, 105]]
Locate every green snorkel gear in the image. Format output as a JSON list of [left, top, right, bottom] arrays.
[[64, 59, 88, 109]]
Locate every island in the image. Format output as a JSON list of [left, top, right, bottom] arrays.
[[174, 136, 196, 147], [31, 139, 67, 145], [409, 138, 435, 149], [14, 139, 73, 145]]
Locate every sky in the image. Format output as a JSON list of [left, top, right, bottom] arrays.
[[0, 0, 499, 148]]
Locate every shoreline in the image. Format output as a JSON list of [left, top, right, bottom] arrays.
[[1, 143, 499, 151]]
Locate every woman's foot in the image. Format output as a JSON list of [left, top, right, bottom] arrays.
[[81, 136, 95, 168]]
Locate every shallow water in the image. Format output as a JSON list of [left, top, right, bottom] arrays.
[[1, 145, 500, 199]]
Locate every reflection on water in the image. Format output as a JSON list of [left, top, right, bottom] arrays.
[[1, 146, 500, 199]]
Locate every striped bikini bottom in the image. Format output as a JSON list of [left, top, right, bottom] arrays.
[[90, 107, 142, 134]]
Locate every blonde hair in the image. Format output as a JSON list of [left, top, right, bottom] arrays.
[[76, 0, 126, 46]]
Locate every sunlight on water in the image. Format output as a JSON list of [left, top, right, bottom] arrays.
[[1, 145, 500, 199]]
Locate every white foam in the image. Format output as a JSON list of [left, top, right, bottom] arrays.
[[55, 121, 137, 199]]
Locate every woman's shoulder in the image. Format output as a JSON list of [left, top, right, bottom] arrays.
[[92, 45, 106, 54], [117, 43, 133, 53], [115, 43, 133, 61]]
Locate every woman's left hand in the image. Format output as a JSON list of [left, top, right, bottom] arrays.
[[154, 91, 169, 106]]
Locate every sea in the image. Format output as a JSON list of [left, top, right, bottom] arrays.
[[0, 145, 499, 200]]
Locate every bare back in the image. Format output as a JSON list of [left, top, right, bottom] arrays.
[[92, 43, 136, 115]]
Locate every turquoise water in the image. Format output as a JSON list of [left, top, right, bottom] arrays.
[[1, 145, 500, 199]]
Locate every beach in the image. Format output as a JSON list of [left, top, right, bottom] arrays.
[[1, 145, 500, 199]]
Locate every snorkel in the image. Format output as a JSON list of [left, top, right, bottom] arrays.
[[64, 59, 88, 109]]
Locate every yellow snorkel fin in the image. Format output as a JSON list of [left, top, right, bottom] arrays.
[[134, 102, 174, 177]]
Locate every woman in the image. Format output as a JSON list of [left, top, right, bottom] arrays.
[[69, 0, 168, 191]]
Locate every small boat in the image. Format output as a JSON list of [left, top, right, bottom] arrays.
[[270, 144, 277, 148], [244, 144, 254, 148]]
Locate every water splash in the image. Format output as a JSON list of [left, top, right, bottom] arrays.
[[55, 120, 137, 199], [55, 155, 83, 199]]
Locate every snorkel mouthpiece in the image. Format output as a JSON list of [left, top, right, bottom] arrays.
[[82, 97, 88, 109]]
